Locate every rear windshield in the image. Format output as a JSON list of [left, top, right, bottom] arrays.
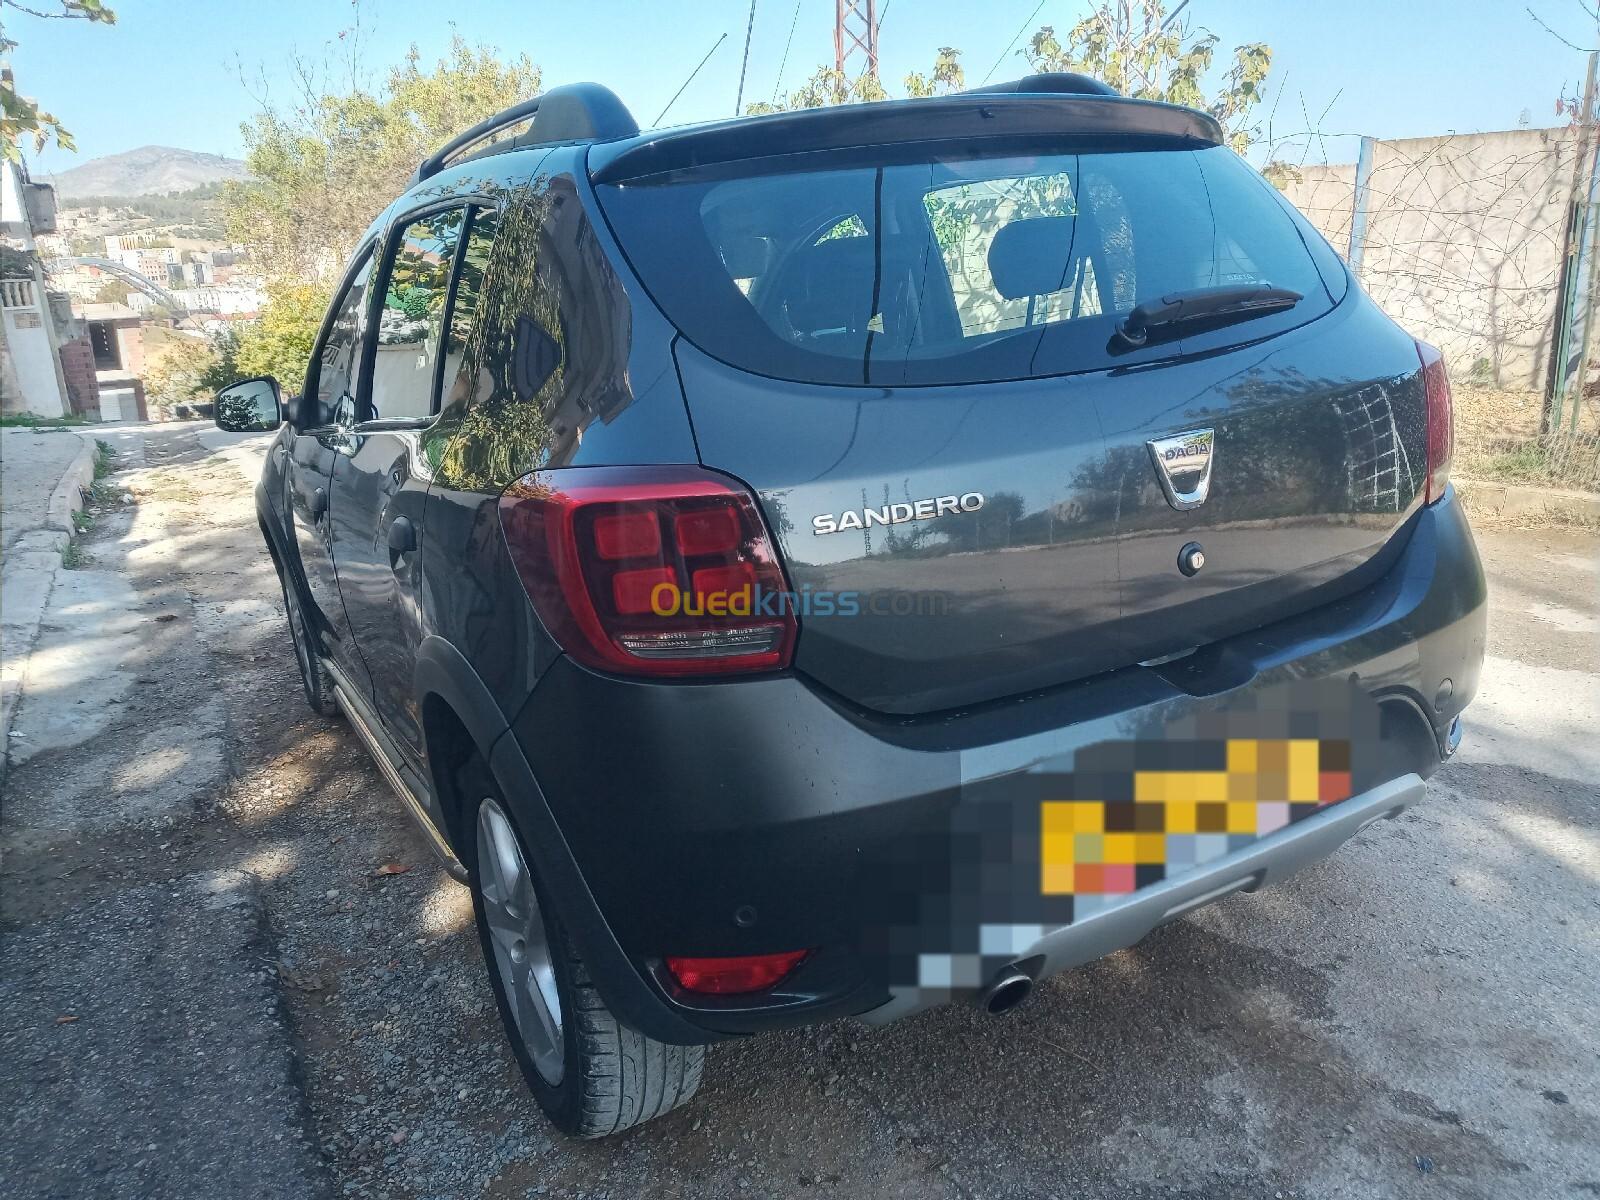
[[596, 145, 1336, 387]]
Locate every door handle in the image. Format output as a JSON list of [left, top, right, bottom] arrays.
[[387, 516, 417, 562]]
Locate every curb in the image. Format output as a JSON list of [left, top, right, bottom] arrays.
[[1454, 477, 1600, 526], [44, 434, 98, 534]]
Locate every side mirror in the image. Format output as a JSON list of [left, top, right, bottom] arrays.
[[213, 376, 284, 433]]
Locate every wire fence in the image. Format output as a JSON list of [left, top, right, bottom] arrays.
[[1282, 124, 1600, 492]]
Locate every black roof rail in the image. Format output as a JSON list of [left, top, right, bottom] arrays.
[[963, 72, 1120, 98], [411, 83, 639, 186]]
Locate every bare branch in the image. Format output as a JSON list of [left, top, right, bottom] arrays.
[[1525, 4, 1595, 52]]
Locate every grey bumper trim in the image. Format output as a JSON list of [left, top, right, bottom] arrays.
[[858, 772, 1426, 1025]]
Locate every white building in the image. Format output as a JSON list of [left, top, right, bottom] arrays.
[[170, 282, 265, 315], [108, 244, 179, 285], [1, 158, 71, 419]]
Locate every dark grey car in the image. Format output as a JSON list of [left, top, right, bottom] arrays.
[[214, 74, 1486, 1137]]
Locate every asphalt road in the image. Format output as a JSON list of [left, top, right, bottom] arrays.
[[2, 422, 1595, 1200]]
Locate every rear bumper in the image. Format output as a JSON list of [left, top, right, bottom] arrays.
[[503, 489, 1485, 1042], [859, 771, 1426, 1023]]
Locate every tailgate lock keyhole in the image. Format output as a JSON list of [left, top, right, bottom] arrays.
[[1177, 542, 1206, 577]]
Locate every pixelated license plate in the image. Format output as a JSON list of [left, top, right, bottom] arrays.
[[867, 677, 1384, 995], [1038, 735, 1352, 901]]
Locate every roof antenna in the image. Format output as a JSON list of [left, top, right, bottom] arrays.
[[656, 32, 729, 126]]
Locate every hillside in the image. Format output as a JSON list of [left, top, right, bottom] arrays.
[[45, 146, 249, 200]]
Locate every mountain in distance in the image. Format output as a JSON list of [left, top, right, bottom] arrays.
[[45, 146, 250, 200]]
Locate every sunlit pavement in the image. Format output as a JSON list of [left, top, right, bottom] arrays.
[[1, 426, 1595, 1200]]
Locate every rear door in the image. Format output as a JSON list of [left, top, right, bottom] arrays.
[[1049, 149, 1428, 667], [288, 250, 375, 696], [328, 206, 473, 762], [598, 141, 1425, 715]]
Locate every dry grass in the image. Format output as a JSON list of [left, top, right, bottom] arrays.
[[1453, 385, 1600, 492]]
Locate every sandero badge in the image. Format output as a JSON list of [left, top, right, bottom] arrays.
[[1146, 427, 1216, 511], [812, 491, 985, 536]]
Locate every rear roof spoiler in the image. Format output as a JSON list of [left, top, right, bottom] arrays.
[[964, 72, 1121, 97], [411, 82, 639, 186], [589, 88, 1221, 186]]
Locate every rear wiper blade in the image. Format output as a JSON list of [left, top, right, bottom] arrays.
[[1112, 285, 1302, 349]]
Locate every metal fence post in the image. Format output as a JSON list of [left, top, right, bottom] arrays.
[[1551, 50, 1599, 432], [1347, 135, 1375, 275]]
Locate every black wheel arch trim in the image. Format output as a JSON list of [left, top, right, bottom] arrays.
[[413, 636, 720, 1046], [256, 496, 309, 608]]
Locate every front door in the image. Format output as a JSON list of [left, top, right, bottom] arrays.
[[329, 207, 469, 762], [289, 251, 375, 696]]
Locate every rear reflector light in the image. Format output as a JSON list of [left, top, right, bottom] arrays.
[[665, 950, 810, 994], [1416, 339, 1454, 503], [498, 466, 797, 677]]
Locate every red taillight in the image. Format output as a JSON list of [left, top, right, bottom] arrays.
[[665, 950, 810, 995], [498, 465, 797, 677], [1416, 339, 1454, 503]]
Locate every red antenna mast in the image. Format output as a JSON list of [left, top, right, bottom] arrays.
[[834, 0, 879, 78]]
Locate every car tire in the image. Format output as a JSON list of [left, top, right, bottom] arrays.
[[464, 765, 703, 1138], [279, 574, 338, 717]]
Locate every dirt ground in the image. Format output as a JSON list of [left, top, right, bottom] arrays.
[[3, 422, 1597, 1200]]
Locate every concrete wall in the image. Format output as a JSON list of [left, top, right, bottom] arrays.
[[112, 320, 146, 376], [3, 160, 72, 417], [1284, 163, 1358, 254], [1283, 126, 1578, 391], [1, 280, 67, 418]]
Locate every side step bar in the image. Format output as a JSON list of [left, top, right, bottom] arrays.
[[324, 661, 468, 884]]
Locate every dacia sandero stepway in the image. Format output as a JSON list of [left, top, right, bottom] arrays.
[[213, 74, 1486, 1137]]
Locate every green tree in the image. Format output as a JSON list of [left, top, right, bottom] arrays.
[[0, 0, 114, 161], [1261, 160, 1302, 191], [1022, 1, 1272, 153], [746, 4, 1272, 158], [91, 278, 129, 305], [745, 66, 870, 114], [745, 46, 961, 115], [903, 48, 966, 99], [224, 36, 540, 285], [144, 326, 241, 406], [235, 283, 328, 392]]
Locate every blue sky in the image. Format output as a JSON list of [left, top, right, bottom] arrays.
[[10, 0, 1589, 178]]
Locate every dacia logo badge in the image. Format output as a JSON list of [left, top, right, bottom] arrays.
[[1146, 428, 1216, 511]]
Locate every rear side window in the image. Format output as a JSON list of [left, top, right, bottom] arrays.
[[439, 206, 500, 407], [598, 146, 1334, 386], [371, 208, 466, 420]]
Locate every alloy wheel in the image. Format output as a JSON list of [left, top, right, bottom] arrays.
[[475, 796, 565, 1085]]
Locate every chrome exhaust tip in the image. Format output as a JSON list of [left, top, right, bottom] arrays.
[[979, 968, 1034, 1016]]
